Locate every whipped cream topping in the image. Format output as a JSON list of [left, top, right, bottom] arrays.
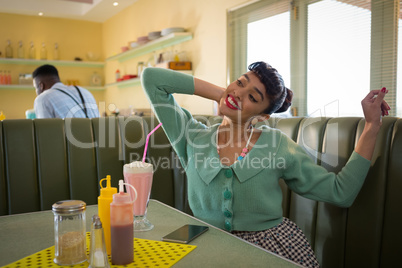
[[124, 161, 153, 173]]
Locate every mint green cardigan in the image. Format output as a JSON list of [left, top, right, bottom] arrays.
[[142, 67, 371, 232]]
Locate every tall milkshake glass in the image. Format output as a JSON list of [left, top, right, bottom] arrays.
[[123, 161, 154, 231]]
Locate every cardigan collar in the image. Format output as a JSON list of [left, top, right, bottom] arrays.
[[193, 125, 281, 185]]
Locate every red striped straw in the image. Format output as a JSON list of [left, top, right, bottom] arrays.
[[142, 122, 163, 162]]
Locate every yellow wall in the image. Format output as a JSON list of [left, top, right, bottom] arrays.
[[0, 0, 250, 118], [0, 13, 104, 119], [102, 0, 247, 115]]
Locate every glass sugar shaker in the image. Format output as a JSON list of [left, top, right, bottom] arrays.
[[52, 200, 87, 265]]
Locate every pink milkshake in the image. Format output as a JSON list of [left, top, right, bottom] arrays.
[[123, 161, 154, 231]]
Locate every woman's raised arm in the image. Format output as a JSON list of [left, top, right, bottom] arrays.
[[355, 88, 390, 160], [194, 78, 225, 102]]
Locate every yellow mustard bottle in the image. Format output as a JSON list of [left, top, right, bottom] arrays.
[[0, 111, 6, 121], [98, 175, 117, 255]]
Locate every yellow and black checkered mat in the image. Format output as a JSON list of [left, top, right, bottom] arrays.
[[2, 233, 196, 267]]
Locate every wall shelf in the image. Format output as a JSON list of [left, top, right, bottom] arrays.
[[0, 85, 34, 90], [0, 58, 104, 68], [0, 85, 105, 91], [106, 32, 193, 63], [106, 78, 141, 88], [106, 70, 193, 89]]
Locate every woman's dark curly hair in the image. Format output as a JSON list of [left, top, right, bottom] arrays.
[[248, 61, 293, 115]]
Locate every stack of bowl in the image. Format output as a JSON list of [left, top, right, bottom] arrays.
[[148, 31, 162, 41], [161, 27, 186, 36], [137, 36, 150, 45]]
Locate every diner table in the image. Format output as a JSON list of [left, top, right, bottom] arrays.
[[0, 199, 301, 267]]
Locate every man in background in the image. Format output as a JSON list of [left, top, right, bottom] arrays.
[[33, 64, 99, 118]]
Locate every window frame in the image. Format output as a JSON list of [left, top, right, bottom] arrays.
[[227, 0, 400, 117]]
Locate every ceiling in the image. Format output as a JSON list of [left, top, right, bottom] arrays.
[[0, 0, 138, 23]]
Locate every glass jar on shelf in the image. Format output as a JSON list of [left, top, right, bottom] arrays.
[[29, 41, 36, 59], [17, 41, 24, 59], [40, 42, 47, 60], [53, 43, 60, 60], [90, 72, 102, 86], [5, 40, 13, 58]]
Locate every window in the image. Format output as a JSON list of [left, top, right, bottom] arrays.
[[228, 0, 401, 117], [247, 12, 291, 87], [307, 0, 371, 116], [398, 15, 402, 116]]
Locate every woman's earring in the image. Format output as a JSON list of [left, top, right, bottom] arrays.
[[251, 117, 259, 126]]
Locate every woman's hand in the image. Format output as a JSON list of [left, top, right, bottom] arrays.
[[355, 87, 391, 160], [361, 87, 390, 128]]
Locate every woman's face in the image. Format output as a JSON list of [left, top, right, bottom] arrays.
[[219, 71, 271, 124]]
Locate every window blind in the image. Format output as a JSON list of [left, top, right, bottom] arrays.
[[307, 0, 371, 116], [228, 0, 401, 116], [227, 0, 290, 85], [397, 1, 402, 116]]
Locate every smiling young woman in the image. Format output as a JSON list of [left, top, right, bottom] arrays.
[[141, 61, 389, 267]]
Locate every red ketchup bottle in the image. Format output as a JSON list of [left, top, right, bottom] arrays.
[[110, 180, 137, 265]]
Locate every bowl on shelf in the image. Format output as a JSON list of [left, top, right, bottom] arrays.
[[129, 41, 139, 49], [121, 46, 129, 52], [137, 36, 150, 45], [161, 27, 186, 36], [86, 52, 100, 61], [148, 31, 162, 40]]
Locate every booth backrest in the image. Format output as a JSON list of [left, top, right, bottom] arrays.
[[0, 117, 145, 215], [0, 116, 401, 267], [272, 116, 402, 268]]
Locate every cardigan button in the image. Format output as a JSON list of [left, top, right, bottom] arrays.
[[224, 221, 232, 231], [224, 210, 232, 218], [224, 169, 233, 178], [224, 190, 232, 200]]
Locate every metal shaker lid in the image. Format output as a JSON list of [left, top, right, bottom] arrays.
[[52, 200, 86, 214], [92, 214, 103, 229]]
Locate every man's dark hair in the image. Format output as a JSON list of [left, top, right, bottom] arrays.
[[32, 64, 60, 79]]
